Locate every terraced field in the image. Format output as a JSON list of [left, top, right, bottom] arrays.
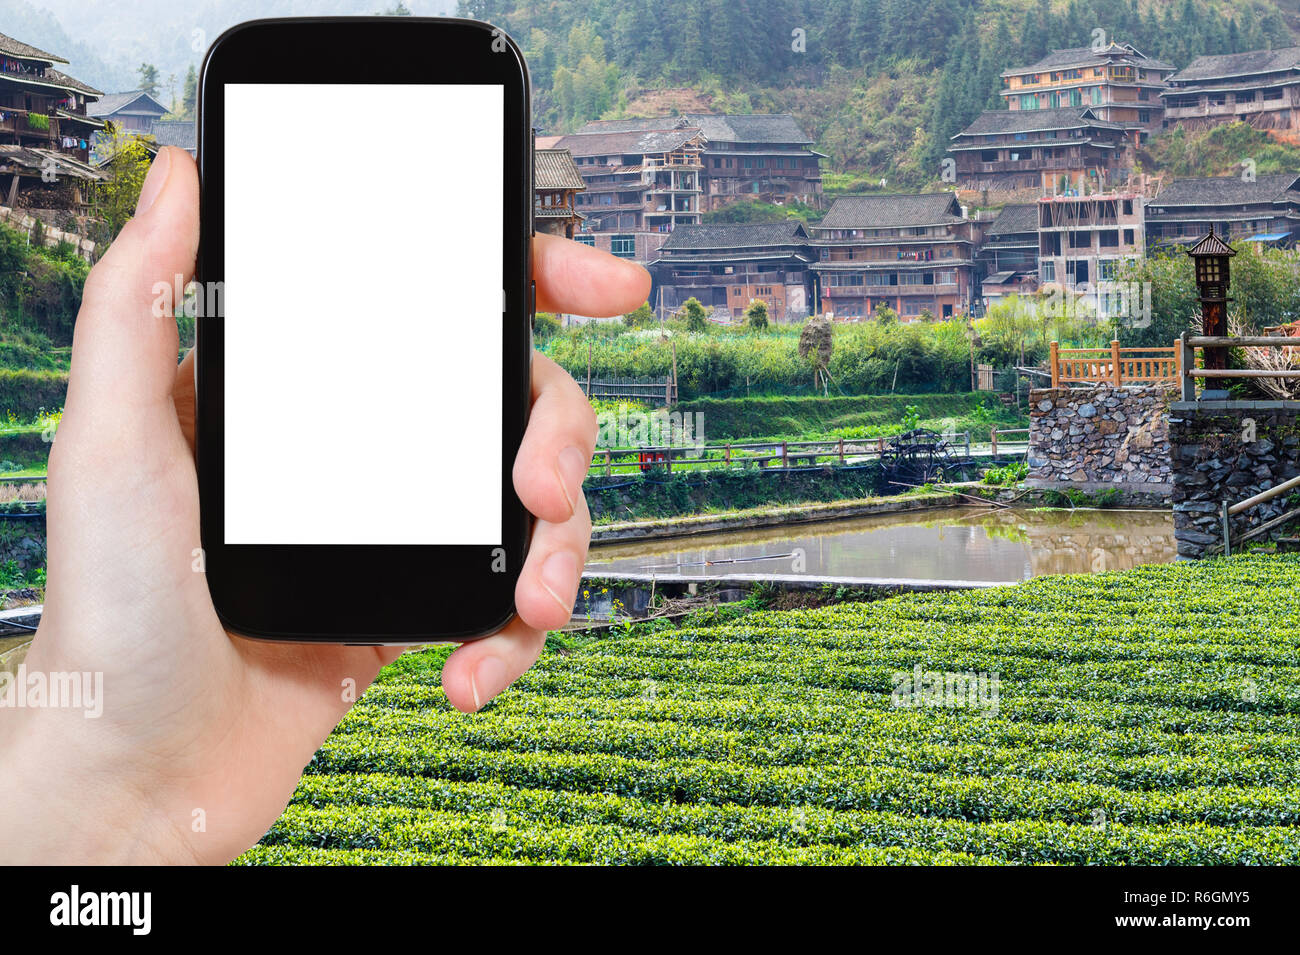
[[239, 554, 1300, 865]]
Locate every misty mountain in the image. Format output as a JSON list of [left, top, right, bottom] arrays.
[[1, 0, 458, 98]]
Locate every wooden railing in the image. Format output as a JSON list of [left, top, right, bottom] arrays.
[[1178, 333, 1300, 401], [1049, 340, 1181, 388], [590, 432, 978, 477]]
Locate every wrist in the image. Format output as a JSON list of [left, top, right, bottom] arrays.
[[0, 704, 194, 864]]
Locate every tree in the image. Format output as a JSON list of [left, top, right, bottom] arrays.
[[92, 126, 155, 241], [137, 64, 160, 98], [680, 297, 708, 332], [744, 298, 769, 331], [181, 65, 198, 118], [623, 301, 654, 328]]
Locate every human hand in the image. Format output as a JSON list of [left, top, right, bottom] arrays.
[[0, 146, 648, 864]]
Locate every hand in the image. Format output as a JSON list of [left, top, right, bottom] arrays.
[[0, 146, 649, 864]]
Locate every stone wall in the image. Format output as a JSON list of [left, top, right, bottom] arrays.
[[1026, 385, 1174, 499], [1168, 400, 1300, 558]]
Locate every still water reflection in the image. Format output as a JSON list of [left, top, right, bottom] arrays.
[[587, 507, 1176, 583]]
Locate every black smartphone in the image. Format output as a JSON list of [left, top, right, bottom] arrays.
[[195, 17, 533, 643]]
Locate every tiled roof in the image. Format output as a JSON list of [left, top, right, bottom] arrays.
[[87, 90, 169, 118], [0, 31, 67, 64], [986, 203, 1038, 235], [553, 126, 702, 158], [1169, 47, 1300, 83], [1006, 43, 1173, 75], [954, 107, 1124, 138], [44, 68, 101, 97], [1149, 174, 1300, 207], [578, 113, 812, 144], [818, 193, 964, 230], [660, 220, 810, 250], [534, 147, 586, 190], [1186, 229, 1236, 256], [149, 119, 196, 153]]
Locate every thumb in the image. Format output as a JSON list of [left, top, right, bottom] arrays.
[[62, 146, 200, 440]]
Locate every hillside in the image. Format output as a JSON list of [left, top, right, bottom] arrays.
[[466, 0, 1300, 185]]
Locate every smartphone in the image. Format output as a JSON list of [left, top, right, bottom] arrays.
[[195, 17, 533, 643]]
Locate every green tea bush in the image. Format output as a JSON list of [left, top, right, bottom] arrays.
[[242, 554, 1300, 865]]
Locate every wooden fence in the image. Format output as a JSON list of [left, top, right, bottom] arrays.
[[587, 429, 1031, 477], [579, 376, 677, 404], [1049, 340, 1181, 388]]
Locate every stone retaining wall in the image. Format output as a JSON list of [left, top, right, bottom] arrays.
[[1168, 400, 1300, 558], [1026, 385, 1174, 499]]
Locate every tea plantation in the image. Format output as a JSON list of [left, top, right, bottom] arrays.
[[239, 554, 1300, 865]]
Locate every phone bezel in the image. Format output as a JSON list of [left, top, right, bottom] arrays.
[[196, 17, 533, 643]]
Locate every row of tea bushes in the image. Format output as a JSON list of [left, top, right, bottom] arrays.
[[243, 553, 1300, 865]]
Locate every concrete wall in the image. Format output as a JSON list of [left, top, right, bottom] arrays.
[[1026, 385, 1174, 499], [1168, 400, 1300, 558]]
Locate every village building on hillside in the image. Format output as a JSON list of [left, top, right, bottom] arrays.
[[648, 220, 815, 323], [977, 203, 1039, 306], [575, 113, 823, 210], [1037, 192, 1145, 319], [1145, 173, 1300, 248], [948, 107, 1137, 193], [86, 90, 168, 133], [810, 193, 977, 321], [533, 146, 585, 239], [551, 125, 704, 262], [0, 31, 106, 213], [1162, 47, 1300, 131], [1001, 42, 1173, 136]]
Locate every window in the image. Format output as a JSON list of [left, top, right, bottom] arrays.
[[1099, 230, 1119, 248], [1041, 260, 1056, 282], [1097, 259, 1118, 281], [610, 235, 636, 258], [574, 234, 595, 247], [1123, 228, 1135, 245], [980, 150, 999, 162]]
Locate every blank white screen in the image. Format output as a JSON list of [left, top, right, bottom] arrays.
[[223, 84, 503, 545]]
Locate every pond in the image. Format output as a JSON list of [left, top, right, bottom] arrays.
[[585, 506, 1176, 584]]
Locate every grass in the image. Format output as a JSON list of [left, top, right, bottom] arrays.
[[674, 393, 1028, 442], [239, 553, 1300, 865]]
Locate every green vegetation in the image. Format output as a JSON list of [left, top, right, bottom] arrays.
[[1142, 121, 1300, 181], [1117, 240, 1300, 348], [544, 315, 1102, 400], [242, 554, 1300, 865], [0, 223, 90, 360], [463, 0, 1293, 184], [583, 466, 890, 523], [674, 393, 1026, 441], [982, 461, 1028, 486]]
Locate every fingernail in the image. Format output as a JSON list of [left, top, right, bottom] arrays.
[[556, 445, 588, 516], [540, 550, 578, 614], [135, 147, 172, 216], [470, 654, 507, 711]]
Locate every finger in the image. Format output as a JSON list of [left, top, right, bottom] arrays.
[[63, 147, 198, 439], [513, 353, 596, 524], [534, 232, 650, 317], [513, 491, 590, 633], [441, 617, 548, 713]]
